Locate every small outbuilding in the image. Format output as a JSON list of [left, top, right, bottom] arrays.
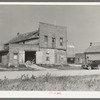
[[75, 42, 100, 64], [85, 42, 100, 61], [75, 53, 85, 64]]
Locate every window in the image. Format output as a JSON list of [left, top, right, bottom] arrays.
[[23, 41, 25, 44], [46, 56, 49, 61], [44, 35, 48, 45], [14, 53, 18, 60], [60, 37, 63, 46], [52, 37, 56, 48], [78, 58, 80, 62]]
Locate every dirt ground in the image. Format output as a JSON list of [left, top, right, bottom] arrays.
[[40, 64, 82, 70], [0, 64, 100, 91], [0, 68, 99, 79], [0, 64, 99, 80]]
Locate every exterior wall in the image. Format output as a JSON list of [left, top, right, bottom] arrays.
[[39, 48, 55, 64], [55, 49, 67, 65], [86, 53, 100, 60], [39, 22, 67, 50], [8, 44, 39, 65], [75, 53, 85, 64], [0, 54, 1, 63], [0, 51, 9, 65], [36, 48, 67, 65], [25, 39, 39, 45], [3, 23, 67, 66], [2, 53, 9, 65], [18, 39, 39, 45]]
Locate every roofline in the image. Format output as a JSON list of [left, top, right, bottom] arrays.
[[85, 52, 100, 54], [4, 37, 39, 45], [4, 30, 39, 45], [39, 22, 67, 29], [40, 47, 66, 51], [75, 53, 85, 55]]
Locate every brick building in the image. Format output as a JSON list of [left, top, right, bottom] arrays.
[[0, 22, 67, 66]]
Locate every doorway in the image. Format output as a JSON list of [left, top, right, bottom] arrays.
[[25, 51, 36, 63]]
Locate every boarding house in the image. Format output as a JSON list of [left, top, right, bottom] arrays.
[[0, 22, 67, 66]]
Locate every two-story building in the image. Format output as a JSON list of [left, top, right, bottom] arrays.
[[0, 22, 67, 66]]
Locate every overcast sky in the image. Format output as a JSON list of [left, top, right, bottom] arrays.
[[0, 5, 100, 53]]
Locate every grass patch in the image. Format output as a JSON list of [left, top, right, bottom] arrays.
[[0, 74, 100, 91], [0, 63, 35, 71], [38, 64, 82, 70]]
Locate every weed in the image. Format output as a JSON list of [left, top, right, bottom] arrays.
[[0, 75, 100, 91]]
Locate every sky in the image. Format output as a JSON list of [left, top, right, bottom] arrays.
[[0, 5, 100, 53]]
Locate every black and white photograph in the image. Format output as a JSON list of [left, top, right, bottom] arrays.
[[0, 3, 100, 94]]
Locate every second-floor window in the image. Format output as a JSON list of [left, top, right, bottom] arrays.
[[44, 35, 48, 46], [60, 37, 63, 46], [52, 37, 56, 48]]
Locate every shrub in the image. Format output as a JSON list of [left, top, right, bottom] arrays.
[[9, 65, 15, 68], [31, 75, 36, 80], [25, 60, 32, 65], [18, 64, 26, 68], [20, 74, 29, 81]]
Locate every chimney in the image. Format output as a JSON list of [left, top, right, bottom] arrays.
[[90, 42, 92, 46], [17, 32, 20, 36]]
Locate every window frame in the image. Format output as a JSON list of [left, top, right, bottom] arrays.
[[13, 53, 18, 60], [44, 35, 48, 45], [52, 37, 56, 48], [60, 37, 63, 46], [46, 56, 50, 61]]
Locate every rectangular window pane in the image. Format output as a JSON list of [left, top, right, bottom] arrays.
[[46, 56, 49, 61], [60, 37, 63, 46], [14, 53, 18, 60], [52, 37, 56, 48]]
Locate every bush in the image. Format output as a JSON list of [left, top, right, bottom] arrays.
[[25, 60, 32, 65], [9, 65, 15, 68], [18, 64, 26, 68]]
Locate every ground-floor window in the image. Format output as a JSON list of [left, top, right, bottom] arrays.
[[14, 53, 18, 60], [46, 56, 49, 61], [0, 55, 2, 63]]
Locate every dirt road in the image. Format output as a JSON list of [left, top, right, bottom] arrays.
[[0, 69, 100, 79]]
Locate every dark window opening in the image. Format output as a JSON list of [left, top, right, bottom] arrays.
[[44, 35, 48, 46], [67, 58, 75, 64], [0, 55, 2, 63], [60, 37, 63, 46], [46, 56, 49, 61], [52, 37, 56, 48], [23, 41, 25, 44]]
